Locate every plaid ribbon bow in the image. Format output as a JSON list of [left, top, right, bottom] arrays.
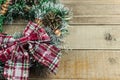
[[0, 21, 61, 80]]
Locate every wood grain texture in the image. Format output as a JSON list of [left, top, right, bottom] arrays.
[[29, 50, 120, 80], [61, 0, 120, 15], [61, 0, 120, 4], [52, 50, 120, 79], [64, 25, 120, 49], [67, 4, 120, 15], [61, 0, 120, 24], [5, 24, 120, 49], [71, 16, 120, 25]]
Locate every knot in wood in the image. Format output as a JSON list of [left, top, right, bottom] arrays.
[[104, 33, 112, 41]]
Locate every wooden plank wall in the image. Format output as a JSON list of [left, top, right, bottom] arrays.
[[3, 0, 120, 80]]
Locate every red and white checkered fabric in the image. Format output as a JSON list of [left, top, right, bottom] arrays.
[[0, 21, 61, 80]]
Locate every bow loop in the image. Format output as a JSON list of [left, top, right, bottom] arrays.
[[28, 42, 61, 73], [24, 21, 50, 42], [0, 35, 16, 47]]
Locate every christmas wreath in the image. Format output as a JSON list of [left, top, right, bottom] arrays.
[[0, 0, 71, 80]]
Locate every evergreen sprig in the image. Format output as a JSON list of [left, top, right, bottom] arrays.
[[32, 1, 71, 46], [0, 0, 7, 32]]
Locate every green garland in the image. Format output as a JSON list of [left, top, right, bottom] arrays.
[[0, 0, 5, 4], [0, 0, 71, 79], [32, 1, 71, 46], [4, 0, 71, 46], [4, 0, 60, 23], [0, 0, 7, 32], [0, 15, 4, 32]]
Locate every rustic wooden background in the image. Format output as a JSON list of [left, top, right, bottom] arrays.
[[3, 0, 120, 80]]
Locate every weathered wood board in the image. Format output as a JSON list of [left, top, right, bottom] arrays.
[[4, 24, 120, 49], [30, 50, 120, 80], [61, 0, 120, 24]]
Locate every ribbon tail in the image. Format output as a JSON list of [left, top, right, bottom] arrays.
[[0, 44, 16, 62], [0, 35, 16, 62], [4, 46, 30, 80], [29, 43, 61, 74]]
